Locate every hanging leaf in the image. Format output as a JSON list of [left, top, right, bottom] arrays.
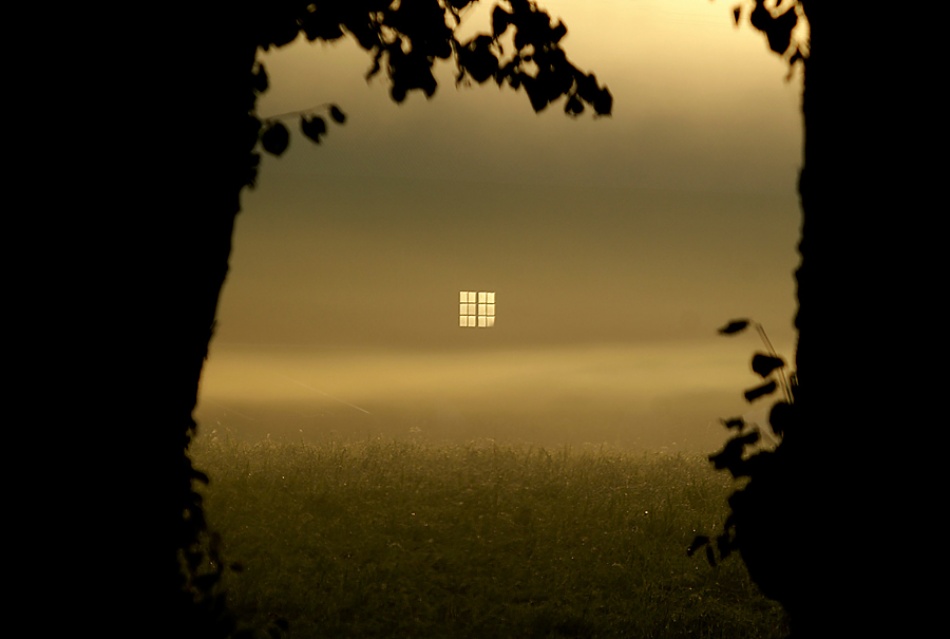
[[261, 121, 289, 156], [744, 380, 778, 402], [749, 1, 798, 55], [718, 319, 751, 335], [301, 115, 327, 143], [522, 76, 551, 113], [564, 94, 584, 116], [769, 401, 795, 437], [491, 5, 511, 37], [329, 105, 347, 124], [751, 353, 785, 378], [733, 5, 742, 26], [709, 431, 759, 477], [592, 87, 613, 116], [459, 35, 500, 84], [721, 417, 746, 430]]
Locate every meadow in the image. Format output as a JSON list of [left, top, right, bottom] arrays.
[[191, 434, 788, 639]]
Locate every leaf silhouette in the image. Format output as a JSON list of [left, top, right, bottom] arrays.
[[592, 87, 613, 116], [458, 35, 500, 84], [300, 115, 327, 143], [709, 431, 759, 477], [329, 105, 346, 124], [491, 5, 511, 37], [261, 121, 289, 156], [744, 380, 778, 402], [751, 353, 785, 378], [721, 417, 746, 430], [749, 1, 798, 55], [769, 401, 795, 437], [718, 319, 751, 335], [564, 94, 584, 116]]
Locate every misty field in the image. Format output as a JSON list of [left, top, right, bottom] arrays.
[[191, 435, 788, 639]]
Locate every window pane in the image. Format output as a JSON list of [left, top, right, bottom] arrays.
[[459, 292, 494, 327]]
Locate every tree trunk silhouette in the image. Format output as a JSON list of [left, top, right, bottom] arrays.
[[152, 34, 262, 636], [72, 21, 264, 636], [790, 2, 936, 636]]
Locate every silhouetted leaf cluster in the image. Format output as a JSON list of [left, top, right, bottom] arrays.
[[461, 0, 613, 117], [258, 101, 347, 158], [717, 318, 795, 407], [244, 0, 612, 172], [690, 320, 798, 606], [734, 0, 807, 76]]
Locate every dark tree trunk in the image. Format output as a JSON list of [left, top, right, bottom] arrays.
[[56, 16, 265, 635], [791, 2, 938, 636], [141, 32, 261, 636]]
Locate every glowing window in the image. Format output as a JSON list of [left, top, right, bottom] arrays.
[[459, 291, 495, 328]]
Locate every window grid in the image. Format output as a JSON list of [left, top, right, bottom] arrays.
[[459, 291, 495, 328]]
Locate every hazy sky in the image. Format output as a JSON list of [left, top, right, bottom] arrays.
[[196, 0, 803, 452]]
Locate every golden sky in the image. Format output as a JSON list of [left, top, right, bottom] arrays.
[[196, 0, 803, 452]]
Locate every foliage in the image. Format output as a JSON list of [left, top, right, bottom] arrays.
[[245, 0, 612, 185], [683, 2, 809, 622], [733, 0, 808, 76], [688, 320, 798, 610]]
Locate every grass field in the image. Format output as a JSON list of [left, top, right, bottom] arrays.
[[190, 434, 788, 638]]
